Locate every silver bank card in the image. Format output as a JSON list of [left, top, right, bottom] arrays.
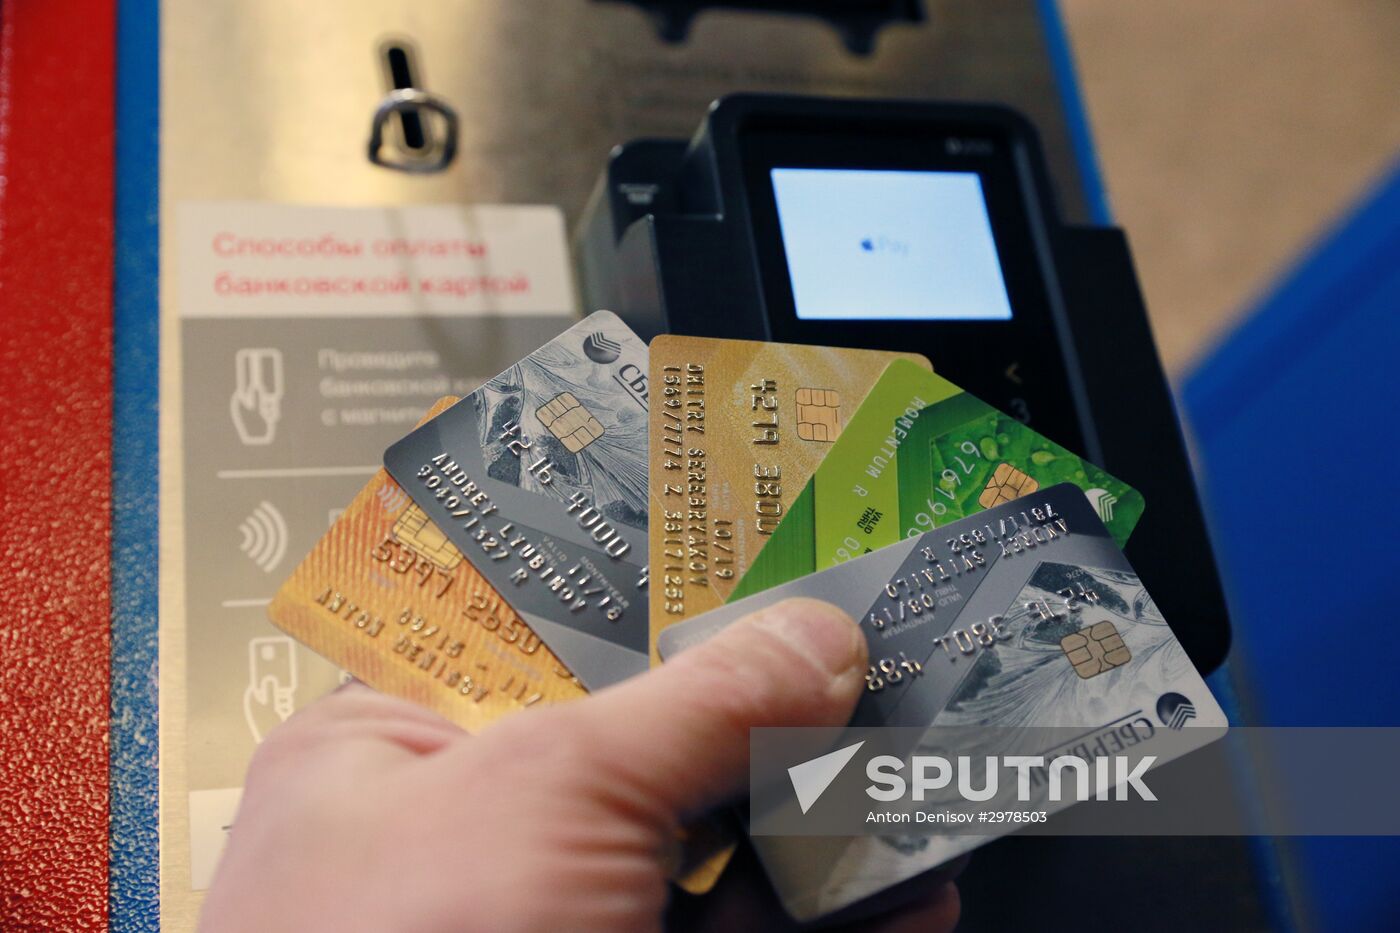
[[659, 483, 1226, 920], [384, 311, 649, 690]]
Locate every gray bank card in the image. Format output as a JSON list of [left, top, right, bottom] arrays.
[[659, 483, 1226, 920], [384, 311, 650, 690]]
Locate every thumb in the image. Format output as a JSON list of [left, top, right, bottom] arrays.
[[553, 597, 868, 820]]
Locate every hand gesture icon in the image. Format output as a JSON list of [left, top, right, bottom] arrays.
[[243, 637, 298, 744], [230, 348, 284, 446]]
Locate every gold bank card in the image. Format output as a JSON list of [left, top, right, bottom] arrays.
[[649, 337, 930, 662], [269, 397, 586, 733]]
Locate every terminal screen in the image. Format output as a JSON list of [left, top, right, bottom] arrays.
[[770, 167, 1014, 322]]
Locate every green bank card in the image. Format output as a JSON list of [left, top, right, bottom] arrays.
[[730, 359, 1144, 600]]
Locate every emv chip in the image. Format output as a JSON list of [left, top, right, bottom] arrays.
[[392, 504, 464, 571], [537, 392, 605, 452], [795, 387, 841, 442], [978, 462, 1040, 508], [1060, 621, 1131, 679]]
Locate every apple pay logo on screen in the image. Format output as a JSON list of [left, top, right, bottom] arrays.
[[771, 168, 1014, 323]]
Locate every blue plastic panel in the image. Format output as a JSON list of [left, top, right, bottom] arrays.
[[110, 0, 160, 925], [1185, 163, 1400, 932]]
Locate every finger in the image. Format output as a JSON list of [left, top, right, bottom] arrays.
[[317, 717, 462, 757], [303, 681, 458, 729], [269, 681, 466, 750], [547, 597, 868, 819]]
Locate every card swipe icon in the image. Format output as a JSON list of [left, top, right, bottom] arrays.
[[788, 741, 865, 814]]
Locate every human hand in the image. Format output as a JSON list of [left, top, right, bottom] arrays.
[[199, 598, 961, 932]]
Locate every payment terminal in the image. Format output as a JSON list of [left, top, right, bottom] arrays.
[[579, 94, 1230, 673]]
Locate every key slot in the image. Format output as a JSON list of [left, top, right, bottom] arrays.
[[380, 40, 428, 153]]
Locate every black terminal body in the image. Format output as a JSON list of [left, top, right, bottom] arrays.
[[578, 93, 1229, 673]]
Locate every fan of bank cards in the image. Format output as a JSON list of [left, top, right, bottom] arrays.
[[268, 311, 1226, 915]]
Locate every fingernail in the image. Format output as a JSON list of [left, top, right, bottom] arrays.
[[754, 598, 865, 679]]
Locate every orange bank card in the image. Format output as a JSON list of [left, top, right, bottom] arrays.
[[269, 397, 585, 732]]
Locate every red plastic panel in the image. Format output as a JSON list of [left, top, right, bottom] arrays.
[[0, 0, 116, 927]]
